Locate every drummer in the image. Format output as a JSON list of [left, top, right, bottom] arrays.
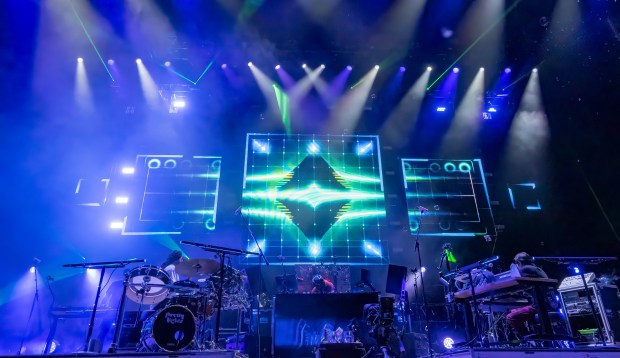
[[161, 250, 185, 283]]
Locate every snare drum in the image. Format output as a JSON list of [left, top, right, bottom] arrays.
[[126, 265, 171, 305], [140, 305, 196, 352]]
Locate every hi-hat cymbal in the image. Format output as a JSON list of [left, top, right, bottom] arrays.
[[176, 258, 221, 278]]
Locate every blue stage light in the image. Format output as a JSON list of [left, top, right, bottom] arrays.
[[436, 107, 446, 112], [346, 65, 353, 71], [452, 67, 459, 73], [443, 337, 454, 349]]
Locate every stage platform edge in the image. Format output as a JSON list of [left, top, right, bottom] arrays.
[[431, 346, 620, 358], [0, 350, 245, 358]]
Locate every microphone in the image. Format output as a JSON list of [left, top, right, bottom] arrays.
[[416, 206, 429, 213], [234, 206, 243, 216]]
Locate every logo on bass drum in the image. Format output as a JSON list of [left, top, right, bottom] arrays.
[[165, 312, 185, 324]]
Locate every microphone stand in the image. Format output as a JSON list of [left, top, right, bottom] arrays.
[[62, 259, 145, 352], [236, 207, 268, 358], [413, 208, 433, 357], [17, 264, 40, 355]]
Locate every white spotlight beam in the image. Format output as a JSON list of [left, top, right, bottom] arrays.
[[439, 69, 485, 156], [379, 69, 432, 147], [326, 66, 380, 134]]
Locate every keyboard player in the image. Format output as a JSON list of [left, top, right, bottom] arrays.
[[506, 252, 548, 337]]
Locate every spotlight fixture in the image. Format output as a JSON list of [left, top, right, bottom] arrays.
[[320, 64, 325, 69], [110, 221, 124, 229], [480, 67, 485, 71], [248, 62, 253, 67], [427, 66, 432, 71], [504, 68, 512, 74], [302, 63, 307, 68], [275, 64, 281, 70], [452, 67, 459, 73], [77, 57, 83, 63], [421, 267, 427, 273], [221, 63, 227, 69], [107, 59, 114, 65], [374, 65, 380, 69], [532, 68, 538, 73], [164, 61, 171, 67], [346, 65, 353, 71], [400, 66, 406, 72], [443, 337, 455, 350], [136, 58, 142, 64], [172, 100, 186, 108]]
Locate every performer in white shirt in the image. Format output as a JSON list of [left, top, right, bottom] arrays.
[[161, 250, 184, 283]]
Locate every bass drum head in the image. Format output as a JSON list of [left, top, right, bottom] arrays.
[[127, 265, 170, 305], [141, 305, 195, 352]]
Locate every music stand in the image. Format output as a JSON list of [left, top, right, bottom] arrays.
[[534, 256, 618, 346], [62, 259, 145, 353]]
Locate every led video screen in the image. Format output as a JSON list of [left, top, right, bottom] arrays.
[[121, 155, 221, 235], [402, 159, 495, 237], [242, 134, 387, 264]]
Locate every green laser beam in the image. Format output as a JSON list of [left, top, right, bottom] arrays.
[[194, 60, 214, 84], [273, 84, 291, 135], [502, 61, 545, 92], [70, 1, 114, 81], [169, 69, 197, 85], [426, 0, 523, 91]]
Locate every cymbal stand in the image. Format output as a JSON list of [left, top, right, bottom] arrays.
[[180, 241, 259, 349], [62, 259, 145, 352]]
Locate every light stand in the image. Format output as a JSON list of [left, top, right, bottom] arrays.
[[17, 261, 41, 355], [413, 208, 433, 357]]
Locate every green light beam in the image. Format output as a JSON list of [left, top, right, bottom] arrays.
[[426, 0, 522, 91], [502, 62, 545, 92], [194, 60, 214, 84], [70, 2, 114, 81], [273, 84, 291, 135], [169, 68, 197, 85]]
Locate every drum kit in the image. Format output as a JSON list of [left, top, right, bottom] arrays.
[[125, 258, 250, 352]]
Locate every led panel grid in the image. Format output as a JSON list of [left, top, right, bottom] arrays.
[[122, 155, 221, 235], [242, 134, 387, 265], [402, 159, 495, 237]]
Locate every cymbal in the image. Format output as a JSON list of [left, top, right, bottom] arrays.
[[176, 258, 221, 278]]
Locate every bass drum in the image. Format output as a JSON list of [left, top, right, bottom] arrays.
[[141, 305, 196, 352], [126, 265, 170, 305]]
